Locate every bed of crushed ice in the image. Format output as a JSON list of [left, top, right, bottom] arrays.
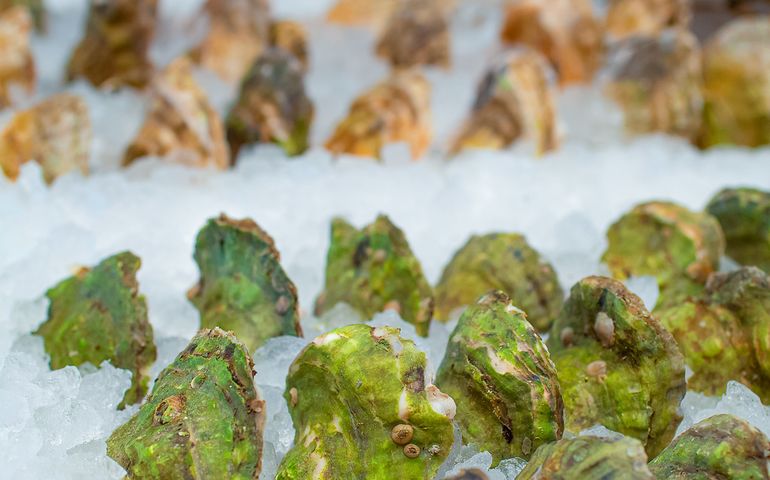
[[1, 0, 769, 478]]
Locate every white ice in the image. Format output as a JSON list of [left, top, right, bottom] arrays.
[[1, 0, 769, 478]]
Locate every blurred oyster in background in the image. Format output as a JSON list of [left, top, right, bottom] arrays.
[[314, 215, 434, 336], [656, 267, 770, 401], [276, 324, 455, 479], [0, 93, 91, 184], [188, 214, 303, 352], [690, 0, 770, 41], [270, 19, 309, 71], [327, 0, 455, 28], [66, 0, 158, 89], [0, 6, 34, 109], [605, 0, 691, 39], [107, 328, 265, 479], [602, 201, 725, 309], [700, 16, 770, 148], [650, 414, 770, 478], [189, 0, 271, 83], [0, 0, 44, 31], [375, 0, 451, 69], [603, 29, 703, 141], [500, 0, 604, 85], [517, 435, 654, 479], [546, 277, 686, 457], [451, 48, 558, 156], [327, 0, 401, 27], [35, 252, 156, 407], [434, 233, 563, 332], [123, 58, 229, 169], [436, 292, 563, 462], [225, 48, 314, 158], [707, 187, 770, 272], [325, 70, 432, 160]]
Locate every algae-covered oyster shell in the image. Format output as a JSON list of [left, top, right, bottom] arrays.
[[603, 29, 703, 141], [123, 57, 230, 169], [189, 0, 270, 83], [518, 435, 654, 479], [188, 214, 302, 352], [0, 6, 34, 109], [605, 0, 691, 39], [657, 267, 770, 401], [270, 20, 309, 71], [436, 291, 563, 462], [649, 414, 770, 479], [107, 328, 265, 479], [451, 48, 558, 156], [314, 215, 434, 336], [500, 0, 604, 86], [375, 0, 450, 69], [276, 324, 455, 479], [0, 93, 90, 184], [434, 233, 563, 331], [601, 201, 725, 308], [66, 0, 157, 89], [325, 70, 432, 160], [654, 296, 755, 398], [35, 252, 156, 407], [707, 187, 770, 272], [701, 17, 770, 148], [225, 48, 314, 158], [546, 276, 686, 457], [0, 0, 44, 31]]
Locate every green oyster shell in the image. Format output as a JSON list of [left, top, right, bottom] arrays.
[[35, 251, 156, 407], [225, 48, 314, 158], [706, 187, 770, 272], [649, 414, 770, 479], [188, 214, 302, 352], [518, 434, 654, 479], [657, 267, 770, 400], [546, 276, 686, 457], [434, 233, 563, 331], [107, 328, 265, 479], [276, 324, 456, 479], [314, 215, 434, 336], [436, 291, 563, 463], [602, 201, 725, 309]]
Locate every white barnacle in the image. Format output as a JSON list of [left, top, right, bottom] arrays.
[[313, 332, 341, 346], [506, 303, 527, 317], [594, 312, 615, 347], [586, 360, 608, 381], [372, 326, 390, 339], [398, 388, 410, 421], [426, 384, 456, 419]]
